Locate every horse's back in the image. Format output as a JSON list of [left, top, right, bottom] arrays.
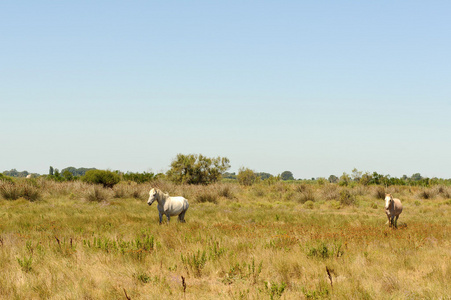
[[164, 196, 189, 216], [393, 198, 403, 215], [171, 196, 189, 207]]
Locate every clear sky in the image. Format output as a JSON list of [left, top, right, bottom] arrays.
[[1, 1, 450, 179]]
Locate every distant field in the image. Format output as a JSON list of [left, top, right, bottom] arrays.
[[0, 180, 450, 299]]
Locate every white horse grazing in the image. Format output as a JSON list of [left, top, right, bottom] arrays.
[[384, 193, 403, 228], [147, 188, 189, 224]]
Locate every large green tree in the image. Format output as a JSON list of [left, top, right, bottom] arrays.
[[167, 154, 230, 185]]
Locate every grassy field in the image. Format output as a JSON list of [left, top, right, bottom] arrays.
[[0, 179, 450, 299]]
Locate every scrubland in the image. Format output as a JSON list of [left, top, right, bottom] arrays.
[[0, 179, 450, 299]]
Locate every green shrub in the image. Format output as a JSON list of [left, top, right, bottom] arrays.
[[310, 243, 330, 258], [307, 241, 345, 259], [302, 282, 330, 299], [338, 173, 352, 186], [122, 172, 155, 183], [17, 255, 33, 272], [135, 272, 151, 284], [262, 281, 287, 300], [304, 200, 314, 209], [181, 250, 207, 278], [0, 173, 14, 183], [328, 200, 341, 209], [237, 167, 259, 186], [82, 170, 120, 188], [339, 189, 356, 206]]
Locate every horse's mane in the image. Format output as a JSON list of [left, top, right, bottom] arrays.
[[155, 188, 169, 201]]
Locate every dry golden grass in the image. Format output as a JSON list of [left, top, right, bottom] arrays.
[[0, 180, 450, 299]]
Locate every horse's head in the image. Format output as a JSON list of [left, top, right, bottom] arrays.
[[148, 188, 158, 206], [384, 194, 393, 210]]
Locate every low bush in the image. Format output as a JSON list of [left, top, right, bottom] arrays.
[[339, 189, 356, 206], [113, 183, 145, 199], [196, 190, 218, 204], [0, 181, 41, 202], [0, 182, 19, 200], [218, 184, 235, 199], [304, 200, 314, 209], [418, 188, 437, 200], [373, 186, 386, 199], [237, 168, 259, 186], [181, 250, 207, 278], [262, 281, 287, 300], [437, 186, 450, 199], [307, 241, 344, 259], [322, 184, 339, 201], [84, 185, 111, 202], [17, 256, 33, 273], [307, 242, 331, 259], [328, 200, 341, 209], [252, 186, 265, 197], [0, 173, 14, 183], [300, 188, 316, 203]]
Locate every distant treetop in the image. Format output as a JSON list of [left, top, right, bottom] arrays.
[[281, 171, 294, 181]]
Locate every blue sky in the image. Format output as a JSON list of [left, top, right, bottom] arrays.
[[1, 1, 450, 179]]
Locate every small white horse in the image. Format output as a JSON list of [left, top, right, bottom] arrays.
[[147, 188, 189, 224], [384, 193, 403, 228]]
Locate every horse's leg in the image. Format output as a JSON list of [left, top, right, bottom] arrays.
[[159, 212, 163, 225], [394, 215, 399, 228], [166, 215, 170, 224], [178, 211, 186, 223], [387, 214, 391, 227]]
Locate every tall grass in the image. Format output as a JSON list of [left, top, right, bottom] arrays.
[[0, 179, 449, 299], [0, 180, 41, 201]]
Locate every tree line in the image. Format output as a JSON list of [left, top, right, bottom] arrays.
[[327, 168, 446, 187], [2, 155, 450, 187]]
